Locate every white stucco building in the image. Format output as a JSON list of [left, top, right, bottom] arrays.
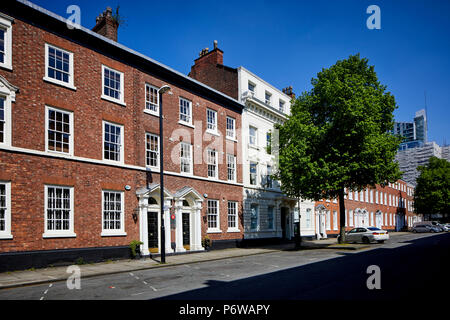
[[237, 67, 316, 241]]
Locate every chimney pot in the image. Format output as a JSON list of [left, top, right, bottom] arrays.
[[92, 6, 119, 42]]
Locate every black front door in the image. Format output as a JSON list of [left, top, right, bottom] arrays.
[[182, 212, 190, 249], [148, 211, 158, 252]]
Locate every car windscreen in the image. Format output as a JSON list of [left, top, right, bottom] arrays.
[[367, 227, 381, 231]]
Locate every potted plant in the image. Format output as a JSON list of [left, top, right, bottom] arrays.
[[129, 240, 143, 259], [202, 236, 211, 251]]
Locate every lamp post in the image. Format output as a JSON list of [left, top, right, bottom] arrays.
[[158, 85, 171, 264]]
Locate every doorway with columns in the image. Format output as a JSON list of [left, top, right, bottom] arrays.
[[136, 184, 205, 256]]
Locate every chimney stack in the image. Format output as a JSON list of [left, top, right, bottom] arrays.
[[282, 86, 295, 99], [193, 40, 223, 66], [92, 7, 119, 42]]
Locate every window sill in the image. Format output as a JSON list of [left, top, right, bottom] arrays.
[[143, 109, 159, 117], [101, 232, 127, 237], [101, 94, 126, 107], [207, 229, 222, 234], [46, 149, 73, 157], [0, 63, 12, 72], [226, 228, 241, 233], [0, 234, 13, 240], [178, 121, 195, 129], [226, 137, 238, 143], [102, 158, 125, 166], [43, 77, 77, 91], [205, 130, 220, 137], [43, 232, 76, 239], [248, 144, 259, 150]]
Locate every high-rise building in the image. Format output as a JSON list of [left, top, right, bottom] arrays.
[[392, 109, 427, 150]]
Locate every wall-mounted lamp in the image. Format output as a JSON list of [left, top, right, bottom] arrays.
[[132, 208, 139, 223]]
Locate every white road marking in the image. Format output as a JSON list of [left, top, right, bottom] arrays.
[[39, 283, 52, 300]]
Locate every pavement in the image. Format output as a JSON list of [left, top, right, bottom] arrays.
[[0, 232, 410, 290]]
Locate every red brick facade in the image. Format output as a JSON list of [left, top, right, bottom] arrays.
[[315, 180, 416, 235], [189, 47, 239, 101], [0, 3, 244, 264]]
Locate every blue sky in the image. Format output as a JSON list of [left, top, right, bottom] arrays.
[[32, 0, 450, 145]]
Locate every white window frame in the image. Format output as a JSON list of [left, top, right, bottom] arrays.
[[326, 210, 331, 230], [227, 201, 239, 232], [266, 164, 273, 189], [206, 108, 218, 134], [348, 190, 353, 200], [43, 43, 76, 90], [45, 105, 74, 156], [249, 126, 257, 147], [0, 14, 13, 71], [102, 121, 124, 164], [265, 91, 272, 105], [101, 190, 126, 237], [249, 161, 258, 186], [180, 142, 193, 175], [207, 148, 218, 179], [250, 203, 259, 231], [279, 99, 285, 113], [0, 181, 12, 239], [145, 133, 159, 168], [144, 83, 159, 116], [0, 94, 11, 146], [384, 193, 387, 206], [43, 185, 76, 238], [101, 65, 125, 106], [179, 97, 192, 126], [226, 116, 236, 140], [306, 208, 312, 229], [227, 153, 236, 182], [248, 81, 255, 93], [207, 199, 221, 233], [370, 190, 374, 203], [333, 210, 338, 230]]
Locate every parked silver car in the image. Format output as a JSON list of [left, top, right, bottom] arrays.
[[339, 227, 389, 244], [411, 224, 440, 233]]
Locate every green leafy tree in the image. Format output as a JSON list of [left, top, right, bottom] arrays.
[[414, 157, 450, 220], [275, 54, 401, 243]]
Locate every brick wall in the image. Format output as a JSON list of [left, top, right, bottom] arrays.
[[316, 181, 416, 234], [0, 13, 244, 254], [189, 49, 239, 100]]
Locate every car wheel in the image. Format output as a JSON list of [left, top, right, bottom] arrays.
[[377, 240, 385, 244], [362, 237, 370, 244]]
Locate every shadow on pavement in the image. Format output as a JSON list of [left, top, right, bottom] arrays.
[[153, 233, 450, 301]]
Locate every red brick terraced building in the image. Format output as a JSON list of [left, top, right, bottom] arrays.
[[0, 2, 246, 271], [314, 180, 419, 238]]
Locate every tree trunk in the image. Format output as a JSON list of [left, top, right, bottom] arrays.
[[295, 198, 302, 249], [338, 188, 346, 243]]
